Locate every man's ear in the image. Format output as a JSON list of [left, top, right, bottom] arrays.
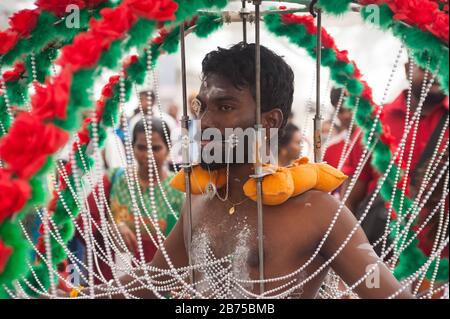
[[262, 108, 283, 129]]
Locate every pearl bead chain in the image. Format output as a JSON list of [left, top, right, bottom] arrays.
[[387, 237, 449, 299], [391, 159, 449, 264], [337, 98, 359, 170], [88, 109, 134, 297], [300, 73, 317, 157], [0, 79, 14, 124], [117, 64, 199, 298], [118, 70, 153, 287], [323, 86, 345, 153], [41, 207, 56, 297], [236, 46, 423, 294], [148, 54, 178, 173], [30, 52, 38, 83], [389, 143, 447, 262], [381, 59, 423, 256], [424, 171, 449, 299], [15, 34, 446, 299]]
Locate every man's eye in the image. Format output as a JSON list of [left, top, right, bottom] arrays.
[[219, 105, 233, 111]]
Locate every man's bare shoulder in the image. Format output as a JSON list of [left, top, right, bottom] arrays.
[[277, 190, 344, 223], [284, 190, 340, 210]]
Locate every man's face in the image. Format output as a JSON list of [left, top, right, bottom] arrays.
[[408, 64, 446, 107], [195, 73, 257, 170], [285, 130, 302, 162], [337, 108, 353, 131]]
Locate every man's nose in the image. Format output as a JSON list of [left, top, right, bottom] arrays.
[[200, 108, 214, 131]]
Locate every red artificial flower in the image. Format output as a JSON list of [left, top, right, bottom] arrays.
[[0, 169, 32, 224], [361, 81, 375, 103], [125, 0, 178, 21], [361, 80, 378, 108], [2, 62, 26, 82], [380, 123, 396, 145], [0, 239, 13, 274], [394, 154, 408, 170], [101, 75, 120, 98], [388, 0, 439, 28], [57, 32, 110, 71], [90, 5, 137, 40], [358, 0, 386, 4], [322, 29, 336, 48], [32, 68, 73, 121], [335, 49, 351, 64], [397, 175, 411, 196], [36, 236, 45, 255], [77, 119, 91, 145], [123, 54, 138, 69], [9, 9, 39, 37], [0, 113, 69, 179], [390, 209, 397, 220], [352, 62, 363, 79], [48, 190, 58, 212], [373, 104, 383, 119], [282, 14, 317, 34], [0, 30, 19, 55], [84, 0, 107, 8], [59, 162, 72, 189], [35, 0, 86, 17], [426, 11, 449, 43], [95, 98, 105, 121], [153, 28, 169, 44]]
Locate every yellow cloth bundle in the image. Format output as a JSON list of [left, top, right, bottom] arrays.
[[170, 158, 347, 206], [243, 165, 295, 206], [169, 165, 226, 194], [243, 157, 348, 205]]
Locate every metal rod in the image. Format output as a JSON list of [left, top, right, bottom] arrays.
[[242, 0, 247, 43], [313, 7, 323, 163], [253, 0, 265, 295], [180, 24, 195, 289]]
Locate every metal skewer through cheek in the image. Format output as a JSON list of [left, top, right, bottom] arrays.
[[179, 24, 195, 290], [253, 0, 265, 296], [311, 0, 323, 163], [241, 0, 248, 43]]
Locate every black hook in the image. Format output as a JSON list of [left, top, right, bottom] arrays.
[[309, 0, 318, 17]]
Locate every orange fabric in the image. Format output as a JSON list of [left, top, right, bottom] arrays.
[[170, 165, 226, 194], [170, 158, 348, 206], [245, 157, 348, 205], [243, 165, 294, 206]]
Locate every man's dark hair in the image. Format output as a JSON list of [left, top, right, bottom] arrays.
[[139, 90, 155, 101], [132, 118, 171, 147], [330, 87, 345, 108], [201, 42, 294, 129], [279, 123, 300, 148]]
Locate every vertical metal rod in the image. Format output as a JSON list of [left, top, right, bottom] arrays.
[[254, 0, 265, 295], [242, 0, 248, 43], [180, 24, 195, 289], [313, 8, 323, 163]]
